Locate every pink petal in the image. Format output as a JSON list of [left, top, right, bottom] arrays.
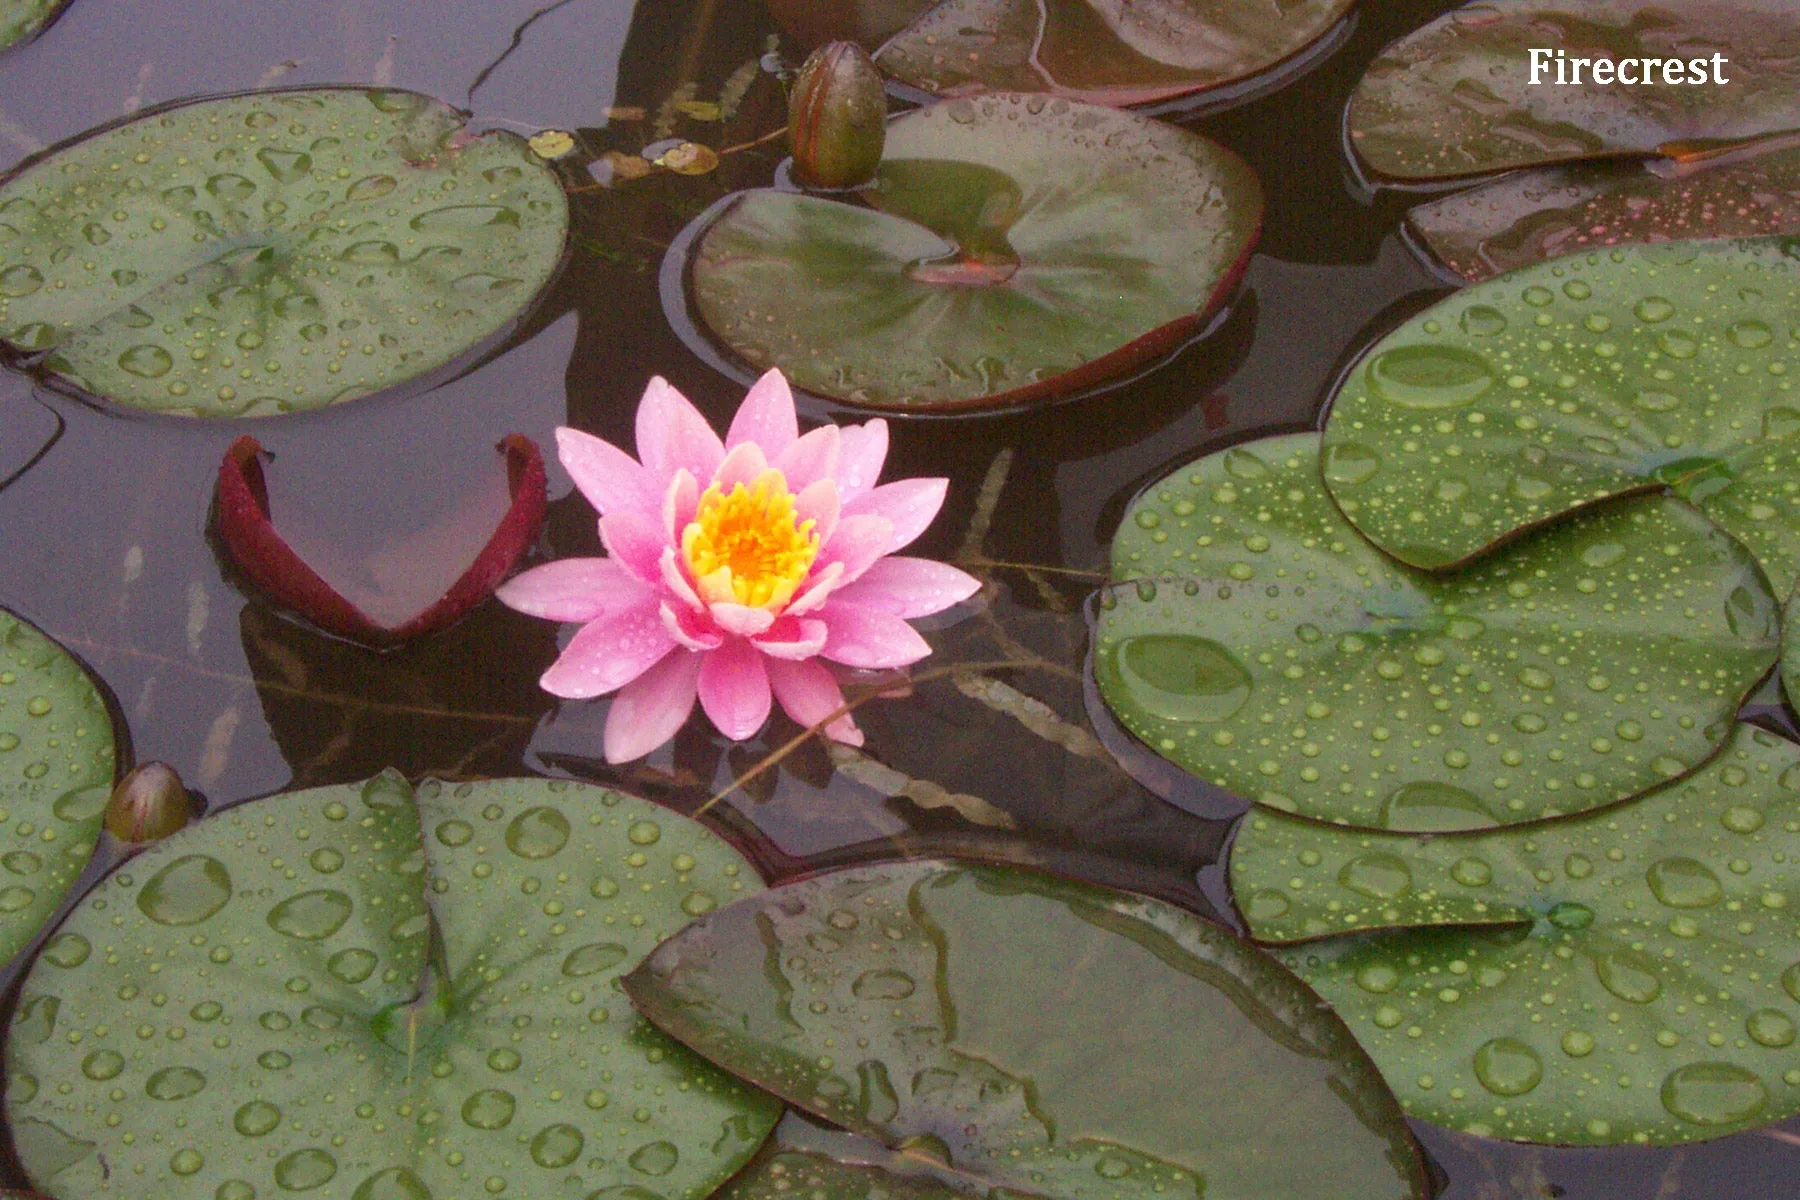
[[767, 658, 863, 746], [599, 511, 669, 584], [659, 546, 705, 613], [636, 377, 724, 486], [817, 514, 895, 585], [662, 469, 699, 545], [697, 638, 772, 741], [661, 601, 723, 652], [555, 427, 658, 516], [843, 478, 947, 554], [785, 561, 845, 618], [712, 442, 770, 492], [496, 558, 653, 623], [710, 602, 777, 637], [831, 557, 981, 618], [726, 369, 799, 456], [752, 616, 828, 660], [604, 649, 702, 763], [836, 420, 888, 503], [794, 478, 840, 547], [818, 599, 932, 669], [540, 607, 676, 699], [774, 425, 840, 493]]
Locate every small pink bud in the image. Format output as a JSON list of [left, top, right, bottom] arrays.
[[104, 763, 194, 845]]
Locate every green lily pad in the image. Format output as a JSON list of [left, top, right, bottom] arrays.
[[721, 1149, 958, 1200], [1321, 238, 1800, 591], [1348, 0, 1800, 181], [1097, 432, 1777, 830], [1785, 589, 1799, 715], [1230, 723, 1800, 1146], [869, 0, 1354, 108], [689, 92, 1260, 412], [0, 87, 568, 417], [6, 773, 779, 1200], [0, 0, 67, 51], [0, 609, 114, 967], [623, 859, 1430, 1200], [1409, 142, 1800, 283]]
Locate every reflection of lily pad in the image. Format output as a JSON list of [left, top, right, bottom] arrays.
[[0, 0, 67, 51], [1322, 238, 1800, 590], [7, 773, 779, 1200], [689, 93, 1260, 412], [1410, 142, 1800, 282], [625, 859, 1430, 1200], [1231, 724, 1800, 1146], [0, 88, 568, 417], [1097, 433, 1777, 830], [1349, 0, 1800, 181], [870, 0, 1354, 108], [0, 610, 114, 967]]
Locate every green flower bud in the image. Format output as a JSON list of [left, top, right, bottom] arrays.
[[789, 41, 887, 189], [104, 762, 194, 845]]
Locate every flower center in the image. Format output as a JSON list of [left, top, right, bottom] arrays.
[[681, 469, 820, 610]]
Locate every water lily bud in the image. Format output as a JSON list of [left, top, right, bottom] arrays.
[[788, 41, 886, 188], [104, 762, 193, 845]]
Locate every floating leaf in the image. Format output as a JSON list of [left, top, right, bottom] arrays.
[[1321, 238, 1800, 591], [1231, 724, 1800, 1146], [0, 609, 114, 967], [0, 0, 67, 51], [214, 432, 547, 646], [624, 859, 1429, 1200], [0, 88, 568, 416], [720, 1148, 961, 1200], [873, 0, 1354, 108], [7, 773, 779, 1199], [1410, 141, 1800, 282], [1348, 0, 1800, 181], [528, 129, 576, 159], [1097, 432, 1777, 830], [689, 93, 1260, 412], [1786, 590, 1799, 715]]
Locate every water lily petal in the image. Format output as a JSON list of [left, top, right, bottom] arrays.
[[727, 368, 799, 456], [555, 427, 658, 516], [662, 468, 700, 544], [794, 478, 840, 547], [786, 561, 846, 618], [604, 649, 702, 763], [712, 441, 771, 493], [832, 557, 981, 618], [711, 602, 778, 637], [843, 477, 947, 554], [698, 638, 773, 740], [836, 419, 888, 502], [496, 558, 653, 623], [661, 600, 723, 652], [599, 510, 669, 584], [637, 376, 724, 485], [659, 545, 705, 613], [817, 514, 895, 585], [774, 424, 841, 493], [767, 658, 863, 746], [540, 606, 676, 699], [752, 616, 829, 660], [818, 599, 932, 668]]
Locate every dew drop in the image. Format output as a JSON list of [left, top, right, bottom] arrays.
[[1661, 1063, 1767, 1126], [1646, 857, 1723, 908], [1339, 853, 1412, 900], [1458, 305, 1507, 336], [1366, 345, 1496, 410], [274, 1148, 338, 1191], [267, 889, 354, 940], [1747, 1009, 1796, 1049], [530, 1124, 584, 1169], [1322, 442, 1381, 486], [852, 969, 916, 1000], [138, 855, 232, 926], [462, 1088, 516, 1129], [561, 943, 628, 977], [118, 344, 173, 378], [146, 1065, 206, 1100], [353, 1168, 433, 1200], [1595, 950, 1662, 1003], [1106, 635, 1252, 723], [1473, 1038, 1542, 1096], [628, 1142, 679, 1176], [234, 1100, 282, 1137], [505, 807, 570, 859], [1381, 782, 1497, 832]]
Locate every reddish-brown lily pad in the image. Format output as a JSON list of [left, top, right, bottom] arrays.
[[762, 0, 936, 49], [1408, 138, 1800, 281], [1350, 0, 1800, 182], [214, 433, 546, 646]]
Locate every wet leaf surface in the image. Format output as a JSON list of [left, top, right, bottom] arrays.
[[0, 610, 114, 966], [624, 859, 1429, 1200], [1231, 724, 1800, 1147], [1786, 591, 1799, 717], [689, 93, 1260, 412], [6, 773, 779, 1200], [0, 0, 64, 51], [1409, 140, 1800, 282], [1349, 0, 1800, 181], [1096, 432, 1777, 830], [719, 1148, 962, 1200], [0, 87, 568, 416], [871, 0, 1354, 108], [1321, 237, 1800, 592]]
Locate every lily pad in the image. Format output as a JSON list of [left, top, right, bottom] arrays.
[[0, 609, 114, 968], [0, 87, 568, 417], [1786, 590, 1799, 715], [1097, 432, 1777, 830], [1409, 141, 1800, 283], [719, 1148, 960, 1200], [6, 773, 780, 1200], [623, 859, 1430, 1200], [0, 0, 66, 51], [688, 93, 1260, 412], [1231, 724, 1800, 1146], [1321, 238, 1800, 590], [1348, 0, 1800, 181], [870, 0, 1355, 108]]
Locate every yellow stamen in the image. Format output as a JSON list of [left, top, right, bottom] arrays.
[[681, 469, 820, 610]]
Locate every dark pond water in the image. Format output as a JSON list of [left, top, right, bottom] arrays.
[[0, 0, 1795, 1196]]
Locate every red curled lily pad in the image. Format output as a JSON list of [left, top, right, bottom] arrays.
[[688, 93, 1261, 412], [1349, 0, 1800, 182], [215, 433, 546, 646]]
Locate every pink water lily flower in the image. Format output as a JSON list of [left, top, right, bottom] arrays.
[[498, 370, 981, 763]]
